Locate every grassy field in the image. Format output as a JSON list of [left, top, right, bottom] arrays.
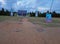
[[28, 17, 60, 27], [0, 16, 60, 27], [0, 16, 24, 22]]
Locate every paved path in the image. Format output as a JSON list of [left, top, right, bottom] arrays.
[[0, 18, 60, 44]]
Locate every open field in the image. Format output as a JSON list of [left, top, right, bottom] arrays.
[[28, 17, 60, 27], [0, 16, 60, 44]]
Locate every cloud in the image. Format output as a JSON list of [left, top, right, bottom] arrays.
[[37, 7, 50, 12], [13, 0, 36, 12], [0, 0, 60, 13], [36, 0, 60, 13], [0, 0, 6, 4], [38, 7, 49, 10], [51, 0, 60, 10], [0, 0, 6, 7]]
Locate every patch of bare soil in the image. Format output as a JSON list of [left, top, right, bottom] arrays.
[[0, 18, 60, 44]]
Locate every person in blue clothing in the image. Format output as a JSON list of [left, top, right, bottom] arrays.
[[46, 11, 52, 23]]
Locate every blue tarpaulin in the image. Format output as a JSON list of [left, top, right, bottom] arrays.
[[18, 10, 27, 16]]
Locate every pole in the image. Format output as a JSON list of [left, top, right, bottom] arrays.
[[50, 0, 54, 12]]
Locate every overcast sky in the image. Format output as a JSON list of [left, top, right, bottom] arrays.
[[0, 0, 60, 13]]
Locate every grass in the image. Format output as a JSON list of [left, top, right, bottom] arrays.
[[0, 16, 24, 22], [0, 16, 60, 27], [28, 17, 60, 27], [0, 16, 10, 22]]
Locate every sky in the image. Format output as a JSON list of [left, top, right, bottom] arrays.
[[0, 0, 60, 13]]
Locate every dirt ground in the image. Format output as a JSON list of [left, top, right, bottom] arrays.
[[0, 18, 60, 44]]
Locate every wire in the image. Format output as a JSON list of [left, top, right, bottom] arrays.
[[50, 0, 54, 12]]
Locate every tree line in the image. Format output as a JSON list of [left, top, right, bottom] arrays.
[[29, 11, 60, 17], [0, 8, 60, 17], [0, 8, 11, 16]]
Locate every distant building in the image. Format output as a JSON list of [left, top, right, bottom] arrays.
[[18, 10, 27, 16]]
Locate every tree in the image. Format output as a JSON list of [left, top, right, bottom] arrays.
[[5, 10, 10, 16], [1, 8, 5, 15]]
